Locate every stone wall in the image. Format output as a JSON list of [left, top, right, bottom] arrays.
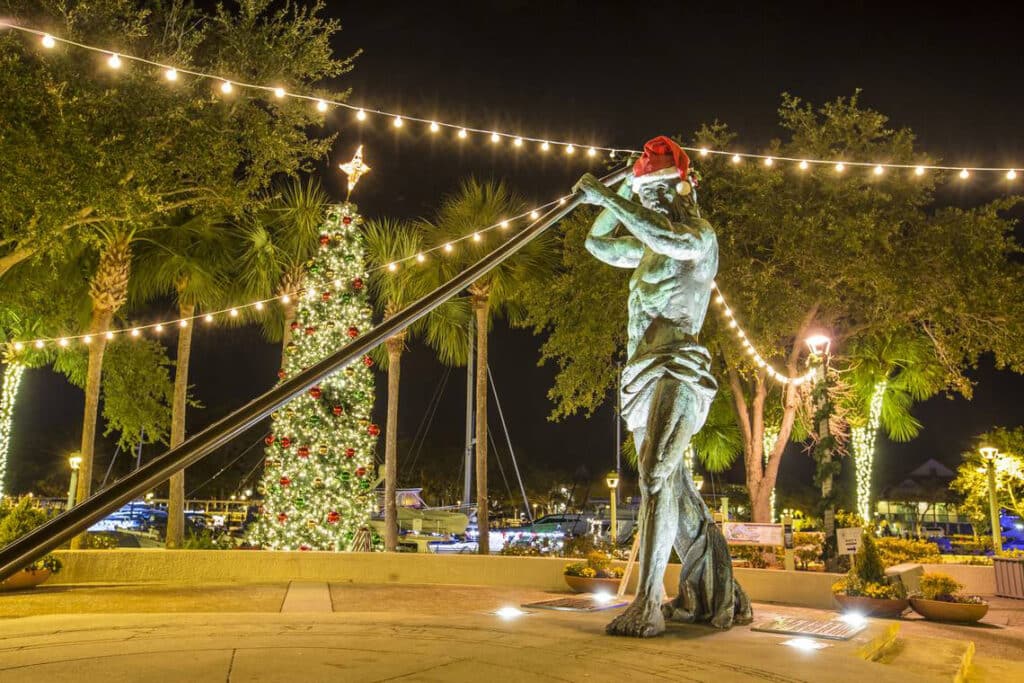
[[50, 549, 841, 609]]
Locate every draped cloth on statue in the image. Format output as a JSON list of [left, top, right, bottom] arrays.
[[620, 341, 716, 434]]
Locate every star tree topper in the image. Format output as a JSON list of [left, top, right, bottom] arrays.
[[339, 145, 371, 199]]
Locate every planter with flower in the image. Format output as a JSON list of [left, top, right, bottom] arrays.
[[832, 531, 908, 618], [909, 572, 988, 623], [0, 497, 64, 591], [563, 551, 624, 593]]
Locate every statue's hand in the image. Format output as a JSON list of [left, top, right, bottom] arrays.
[[573, 173, 608, 206]]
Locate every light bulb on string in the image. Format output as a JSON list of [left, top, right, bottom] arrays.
[[205, 314, 214, 323], [514, 137, 523, 147], [219, 80, 232, 94], [443, 243, 453, 253], [914, 166, 925, 176], [273, 87, 285, 98], [834, 162, 845, 173], [316, 100, 328, 112], [392, 116, 403, 127], [764, 157, 774, 167], [458, 128, 468, 139], [541, 141, 550, 152], [281, 294, 291, 304], [164, 68, 178, 82], [530, 210, 540, 220], [229, 308, 239, 317], [566, 145, 575, 155], [255, 301, 264, 311], [799, 160, 809, 170], [179, 319, 188, 328], [130, 328, 141, 338], [699, 148, 709, 157], [81, 337, 91, 345], [34, 340, 44, 349], [500, 220, 509, 229], [873, 165, 884, 176], [154, 324, 164, 333], [416, 253, 425, 263], [356, 109, 366, 121], [41, 34, 56, 48], [490, 132, 500, 143], [472, 232, 481, 242], [58, 338, 68, 347], [13, 342, 24, 352], [107, 53, 121, 69], [731, 154, 741, 164], [1007, 169, 1017, 180], [429, 121, 439, 132], [959, 168, 970, 179], [105, 331, 114, 340], [587, 147, 597, 157], [387, 262, 397, 271]]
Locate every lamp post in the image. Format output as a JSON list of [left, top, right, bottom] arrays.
[[606, 470, 619, 544], [980, 446, 1003, 556], [66, 455, 82, 509]]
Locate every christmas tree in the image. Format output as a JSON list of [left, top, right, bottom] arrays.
[[249, 201, 382, 551]]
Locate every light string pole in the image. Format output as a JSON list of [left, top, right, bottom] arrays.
[[979, 446, 1004, 556]]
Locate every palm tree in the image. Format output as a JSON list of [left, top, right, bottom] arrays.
[[844, 330, 946, 521], [234, 178, 329, 363], [425, 178, 555, 554], [131, 213, 231, 547], [71, 228, 134, 548], [364, 218, 470, 551]]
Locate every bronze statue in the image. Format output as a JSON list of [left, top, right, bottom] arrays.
[[574, 136, 752, 637]]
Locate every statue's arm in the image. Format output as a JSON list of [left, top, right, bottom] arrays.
[[584, 177, 643, 267], [599, 193, 710, 260]]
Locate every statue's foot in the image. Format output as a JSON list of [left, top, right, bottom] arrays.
[[661, 589, 698, 624], [606, 598, 666, 638]]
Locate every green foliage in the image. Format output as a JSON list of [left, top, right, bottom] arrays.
[[55, 339, 178, 450], [0, 496, 62, 572], [183, 528, 234, 550], [951, 427, 1024, 524], [0, 0, 353, 278], [948, 535, 994, 555], [563, 550, 623, 578], [874, 537, 942, 567], [918, 572, 963, 601], [853, 531, 886, 583]]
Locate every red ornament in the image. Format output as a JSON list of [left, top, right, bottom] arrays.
[[362, 355, 374, 367], [297, 446, 310, 458], [280, 437, 292, 449], [367, 423, 381, 437], [290, 321, 300, 331], [279, 476, 291, 487], [351, 277, 364, 290], [319, 234, 331, 246], [264, 435, 275, 446], [304, 326, 316, 336], [309, 387, 323, 400], [347, 326, 359, 338], [277, 369, 286, 380], [356, 467, 367, 477], [299, 544, 312, 551], [277, 512, 288, 523], [342, 216, 352, 225], [344, 448, 355, 458], [327, 511, 340, 524], [321, 291, 331, 301], [332, 405, 344, 416]]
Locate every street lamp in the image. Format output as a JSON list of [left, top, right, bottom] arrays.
[[66, 455, 82, 509], [980, 446, 1003, 555], [606, 470, 620, 544], [805, 333, 831, 358]]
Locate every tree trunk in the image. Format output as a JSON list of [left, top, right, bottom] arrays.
[[166, 301, 195, 549], [384, 333, 405, 552], [750, 483, 773, 524], [0, 361, 26, 499], [71, 234, 132, 549], [472, 290, 490, 555], [280, 299, 296, 367], [69, 307, 114, 548]]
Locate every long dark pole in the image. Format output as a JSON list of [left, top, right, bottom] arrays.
[[0, 167, 628, 581]]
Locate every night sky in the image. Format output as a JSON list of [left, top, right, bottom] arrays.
[[9, 1, 1024, 505]]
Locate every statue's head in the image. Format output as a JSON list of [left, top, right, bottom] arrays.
[[631, 136, 697, 217]]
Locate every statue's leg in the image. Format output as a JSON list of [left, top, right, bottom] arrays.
[[606, 380, 687, 638]]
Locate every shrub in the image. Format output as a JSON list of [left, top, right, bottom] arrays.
[[875, 537, 941, 567], [563, 550, 623, 579], [918, 573, 962, 601], [0, 497, 62, 574], [854, 532, 886, 584], [183, 528, 234, 550], [832, 530, 906, 600], [948, 535, 993, 555], [733, 545, 772, 568]]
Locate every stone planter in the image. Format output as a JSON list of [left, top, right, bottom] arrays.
[[564, 575, 622, 594], [909, 597, 989, 623], [833, 593, 909, 618], [0, 568, 52, 592]]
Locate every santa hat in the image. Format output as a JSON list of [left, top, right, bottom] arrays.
[[631, 136, 692, 195]]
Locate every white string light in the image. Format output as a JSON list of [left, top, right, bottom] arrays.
[[2, 22, 1020, 176], [710, 282, 817, 387], [6, 190, 570, 350], [851, 381, 886, 523]]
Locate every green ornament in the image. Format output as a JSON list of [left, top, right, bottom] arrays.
[[295, 497, 307, 509]]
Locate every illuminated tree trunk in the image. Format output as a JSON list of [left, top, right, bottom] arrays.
[[762, 425, 780, 523], [852, 380, 887, 523], [71, 234, 131, 549], [166, 301, 195, 548], [471, 286, 490, 555], [383, 332, 405, 552], [0, 361, 26, 498]]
